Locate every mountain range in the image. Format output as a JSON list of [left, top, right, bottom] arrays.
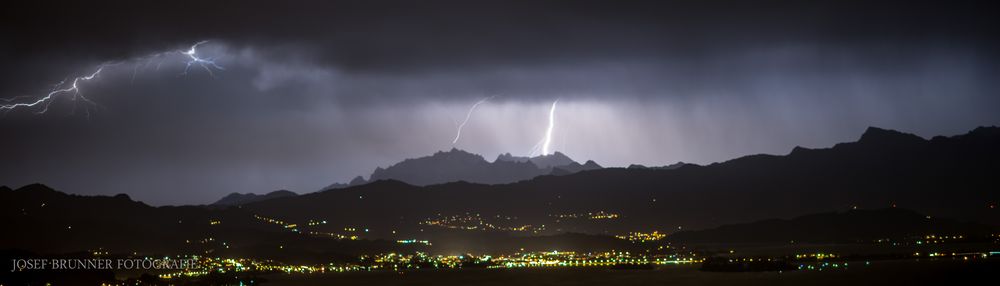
[[321, 149, 603, 190], [2, 125, 998, 256], [239, 126, 998, 235]]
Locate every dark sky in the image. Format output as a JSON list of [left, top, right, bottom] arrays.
[[2, 0, 999, 205]]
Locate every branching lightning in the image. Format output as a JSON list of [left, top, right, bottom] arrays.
[[1, 66, 106, 116], [1, 41, 224, 117], [452, 96, 494, 145], [181, 41, 225, 77]]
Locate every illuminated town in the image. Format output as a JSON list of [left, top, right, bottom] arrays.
[[148, 250, 704, 281], [615, 231, 668, 243], [56, 211, 1000, 284], [421, 213, 546, 233], [119, 246, 998, 285], [67, 221, 996, 285], [551, 211, 621, 220]]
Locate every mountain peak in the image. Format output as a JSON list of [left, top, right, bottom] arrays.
[[15, 183, 58, 193], [212, 189, 298, 206], [789, 146, 813, 155], [628, 161, 690, 170], [582, 160, 602, 168], [496, 152, 529, 163], [858, 126, 925, 145], [526, 152, 576, 169], [417, 148, 488, 163], [438, 147, 479, 156], [348, 175, 367, 186], [356, 149, 599, 186], [966, 126, 1000, 138], [423, 148, 486, 161], [551, 159, 603, 175]]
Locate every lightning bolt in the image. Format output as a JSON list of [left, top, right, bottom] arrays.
[[181, 41, 224, 77], [527, 137, 545, 157], [1, 41, 224, 117], [1, 65, 107, 117], [452, 96, 494, 145], [542, 99, 558, 156]]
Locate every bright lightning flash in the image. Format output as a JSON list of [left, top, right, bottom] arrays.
[[1, 66, 106, 116], [542, 99, 558, 155], [1, 41, 224, 117], [452, 96, 494, 145], [182, 41, 225, 76]]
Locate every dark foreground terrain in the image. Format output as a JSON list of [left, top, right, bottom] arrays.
[[262, 259, 995, 286]]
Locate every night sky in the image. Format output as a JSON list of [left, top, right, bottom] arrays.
[[2, 0, 998, 205]]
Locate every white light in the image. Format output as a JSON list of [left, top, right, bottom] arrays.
[[542, 99, 558, 155], [1, 41, 222, 117], [452, 96, 494, 145]]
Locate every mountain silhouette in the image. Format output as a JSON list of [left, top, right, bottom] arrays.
[[0, 182, 633, 256], [550, 160, 603, 175], [362, 148, 601, 186], [242, 126, 999, 236], [496, 152, 577, 169], [627, 162, 692, 170], [212, 189, 298, 206], [857, 126, 928, 146], [320, 175, 369, 191]]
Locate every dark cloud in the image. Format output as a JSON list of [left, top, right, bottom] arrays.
[[5, 0, 999, 72], [1, 0, 999, 204]]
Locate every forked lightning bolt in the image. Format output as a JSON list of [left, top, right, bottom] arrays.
[[1, 41, 223, 117], [182, 41, 224, 77], [1, 66, 106, 116]]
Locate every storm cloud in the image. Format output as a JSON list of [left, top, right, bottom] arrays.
[[2, 0, 999, 205]]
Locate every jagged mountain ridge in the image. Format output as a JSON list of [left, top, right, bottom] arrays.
[[329, 149, 603, 188], [211, 190, 298, 206], [0, 183, 634, 255], [627, 162, 691, 170], [495, 152, 577, 169], [243, 126, 1000, 235]]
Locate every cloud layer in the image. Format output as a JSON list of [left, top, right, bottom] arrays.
[[1, 0, 999, 204]]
